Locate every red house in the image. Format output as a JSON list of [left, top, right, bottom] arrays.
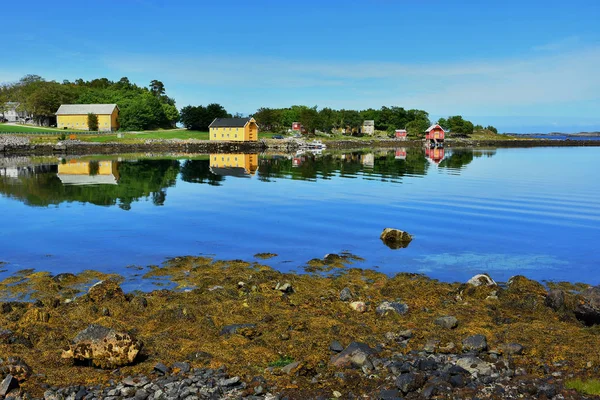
[[395, 129, 407, 140], [425, 124, 445, 145]]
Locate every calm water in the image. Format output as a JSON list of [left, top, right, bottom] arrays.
[[0, 147, 599, 290]]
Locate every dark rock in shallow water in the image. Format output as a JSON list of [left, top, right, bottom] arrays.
[[462, 334, 488, 353], [380, 228, 413, 249], [330, 342, 377, 368], [434, 316, 458, 329], [376, 301, 408, 316]]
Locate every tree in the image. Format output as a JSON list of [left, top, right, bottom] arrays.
[[149, 80, 165, 97], [486, 125, 498, 134], [445, 115, 474, 136], [87, 113, 99, 131], [298, 106, 319, 134], [162, 104, 179, 127], [406, 119, 430, 138], [179, 103, 230, 131]]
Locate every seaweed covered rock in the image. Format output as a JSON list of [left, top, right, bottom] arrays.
[[87, 279, 126, 303], [380, 228, 413, 249], [574, 286, 600, 325], [61, 324, 142, 368], [466, 274, 496, 287]]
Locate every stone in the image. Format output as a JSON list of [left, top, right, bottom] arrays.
[[61, 324, 142, 368], [329, 340, 344, 353], [0, 375, 18, 397], [456, 356, 493, 376], [130, 296, 148, 309], [219, 376, 240, 387], [330, 342, 377, 368], [395, 373, 424, 394], [423, 338, 439, 353], [500, 343, 524, 355], [0, 327, 13, 342], [281, 361, 301, 375], [379, 389, 403, 400], [349, 301, 367, 313], [87, 280, 126, 303], [466, 274, 496, 287], [172, 361, 190, 373], [434, 316, 458, 329], [449, 374, 466, 388], [339, 287, 353, 302], [376, 301, 408, 316], [219, 323, 258, 338], [380, 228, 413, 249], [462, 334, 488, 353], [153, 362, 170, 375], [545, 289, 565, 311], [575, 286, 600, 325], [274, 282, 294, 294], [0, 357, 32, 381], [186, 351, 213, 364]]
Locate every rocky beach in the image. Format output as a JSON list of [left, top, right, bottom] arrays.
[[2, 253, 600, 399]]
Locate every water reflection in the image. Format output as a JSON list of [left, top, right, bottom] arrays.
[[0, 148, 492, 208]]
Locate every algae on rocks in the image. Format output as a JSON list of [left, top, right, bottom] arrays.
[[380, 228, 413, 249]]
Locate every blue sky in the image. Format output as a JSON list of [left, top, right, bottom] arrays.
[[2, 0, 599, 133]]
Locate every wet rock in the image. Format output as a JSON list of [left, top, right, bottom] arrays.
[[330, 342, 377, 368], [456, 356, 493, 376], [395, 372, 424, 394], [545, 289, 565, 311], [0, 357, 32, 381], [376, 301, 408, 316], [466, 274, 496, 287], [349, 301, 367, 313], [219, 323, 258, 337], [462, 334, 488, 353], [61, 324, 142, 368], [380, 228, 413, 249], [434, 316, 458, 329], [87, 280, 126, 303], [575, 286, 600, 325], [500, 343, 524, 355], [329, 340, 344, 353], [339, 287, 353, 302], [0, 374, 18, 397]]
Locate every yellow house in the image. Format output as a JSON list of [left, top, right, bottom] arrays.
[[209, 117, 258, 141], [57, 160, 120, 185], [56, 104, 119, 131], [209, 153, 258, 177]]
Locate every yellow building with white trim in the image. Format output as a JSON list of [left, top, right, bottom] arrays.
[[56, 104, 119, 131]]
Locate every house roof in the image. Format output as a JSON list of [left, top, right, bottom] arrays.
[[55, 104, 118, 116], [209, 117, 252, 128], [425, 124, 443, 132]]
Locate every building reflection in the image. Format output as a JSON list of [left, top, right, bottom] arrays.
[[425, 147, 445, 165], [395, 148, 407, 160], [57, 160, 120, 185], [209, 154, 258, 177]]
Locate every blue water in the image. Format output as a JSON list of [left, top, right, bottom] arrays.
[[0, 147, 599, 289]]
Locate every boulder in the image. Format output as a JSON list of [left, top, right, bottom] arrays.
[[395, 372, 425, 394], [87, 280, 126, 303], [349, 301, 367, 313], [0, 357, 32, 381], [219, 323, 258, 338], [330, 342, 377, 368], [466, 274, 496, 287], [575, 286, 600, 325], [462, 334, 488, 353], [545, 289, 565, 311], [380, 228, 413, 249], [500, 343, 524, 355], [455, 356, 493, 376], [61, 324, 142, 368], [0, 375, 18, 397], [376, 301, 408, 316], [274, 282, 294, 294], [434, 316, 458, 329], [339, 287, 353, 302], [281, 361, 301, 375]]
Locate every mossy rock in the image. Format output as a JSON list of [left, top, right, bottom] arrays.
[[380, 228, 413, 249]]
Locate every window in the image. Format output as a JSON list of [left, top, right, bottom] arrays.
[[221, 134, 224, 138]]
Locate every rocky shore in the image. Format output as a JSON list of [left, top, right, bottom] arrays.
[[2, 256, 600, 399], [0, 135, 599, 157]]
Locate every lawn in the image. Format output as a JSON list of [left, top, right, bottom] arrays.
[[0, 124, 64, 134], [79, 130, 210, 143]]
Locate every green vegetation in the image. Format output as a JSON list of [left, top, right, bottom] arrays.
[[87, 113, 98, 131], [565, 379, 600, 395], [0, 75, 179, 131], [0, 124, 63, 133], [268, 355, 295, 368], [179, 104, 230, 131]]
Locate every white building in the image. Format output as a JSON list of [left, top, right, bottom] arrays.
[[1, 102, 32, 123]]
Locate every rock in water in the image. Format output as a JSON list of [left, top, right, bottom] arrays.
[[62, 324, 142, 368], [87, 280, 126, 303], [380, 228, 413, 249]]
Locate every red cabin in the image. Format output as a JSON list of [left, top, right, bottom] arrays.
[[425, 124, 445, 145], [395, 129, 407, 140]]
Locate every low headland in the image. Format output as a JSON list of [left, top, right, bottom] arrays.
[[2, 251, 600, 399]]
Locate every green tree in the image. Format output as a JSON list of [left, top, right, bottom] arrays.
[[406, 119, 430, 138], [87, 113, 99, 131], [162, 104, 180, 127]]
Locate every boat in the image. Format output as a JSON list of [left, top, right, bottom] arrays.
[[299, 140, 327, 150]]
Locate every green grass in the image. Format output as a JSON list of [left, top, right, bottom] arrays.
[[0, 124, 64, 134], [267, 355, 295, 368], [565, 379, 600, 395]]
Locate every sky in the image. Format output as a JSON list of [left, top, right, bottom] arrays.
[[2, 0, 600, 133]]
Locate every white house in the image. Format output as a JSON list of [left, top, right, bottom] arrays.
[[1, 102, 31, 123]]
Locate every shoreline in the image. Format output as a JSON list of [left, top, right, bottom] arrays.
[[0, 137, 599, 157], [1, 256, 600, 399]]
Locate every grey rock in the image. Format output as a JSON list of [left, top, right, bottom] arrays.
[[0, 375, 18, 397], [545, 289, 565, 311], [379, 388, 403, 399], [434, 316, 458, 329], [219, 376, 240, 387], [280, 361, 300, 375], [462, 334, 488, 353], [329, 340, 344, 353], [500, 343, 524, 355], [274, 282, 294, 293], [339, 287, 353, 302], [395, 373, 423, 394], [456, 356, 493, 376], [376, 301, 408, 316], [134, 389, 148, 400], [330, 342, 377, 368], [466, 274, 496, 287], [154, 363, 171, 375], [172, 362, 190, 373], [380, 228, 413, 249], [219, 324, 257, 336], [575, 286, 600, 325]]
